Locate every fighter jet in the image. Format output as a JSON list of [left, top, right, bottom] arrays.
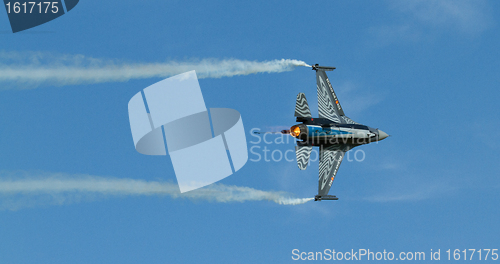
[[261, 64, 389, 201]]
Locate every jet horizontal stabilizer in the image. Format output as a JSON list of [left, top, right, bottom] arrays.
[[314, 195, 338, 201], [312, 64, 336, 71], [294, 93, 312, 118], [295, 145, 312, 170]]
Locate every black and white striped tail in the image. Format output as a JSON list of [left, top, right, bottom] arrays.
[[295, 145, 312, 170], [294, 93, 312, 118]]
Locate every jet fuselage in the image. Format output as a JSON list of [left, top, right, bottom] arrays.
[[285, 117, 388, 147]]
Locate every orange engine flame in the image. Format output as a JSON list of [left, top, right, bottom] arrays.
[[290, 126, 301, 137]]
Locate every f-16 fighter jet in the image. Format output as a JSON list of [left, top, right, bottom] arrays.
[[265, 64, 389, 201]]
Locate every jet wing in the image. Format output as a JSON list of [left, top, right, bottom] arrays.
[[318, 145, 350, 197], [316, 70, 359, 125]]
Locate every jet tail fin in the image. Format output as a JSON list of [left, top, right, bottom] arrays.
[[294, 93, 312, 118], [295, 145, 312, 170]]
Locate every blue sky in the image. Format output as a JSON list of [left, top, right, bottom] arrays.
[[1, 0, 500, 263]]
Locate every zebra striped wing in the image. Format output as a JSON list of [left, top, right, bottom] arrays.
[[318, 145, 347, 196], [316, 70, 345, 123]]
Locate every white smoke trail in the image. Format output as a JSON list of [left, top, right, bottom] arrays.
[[0, 51, 310, 89], [0, 172, 313, 210]]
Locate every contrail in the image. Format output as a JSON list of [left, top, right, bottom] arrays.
[[0, 51, 310, 89], [0, 172, 313, 210]]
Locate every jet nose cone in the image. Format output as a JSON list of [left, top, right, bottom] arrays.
[[378, 130, 389, 141]]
